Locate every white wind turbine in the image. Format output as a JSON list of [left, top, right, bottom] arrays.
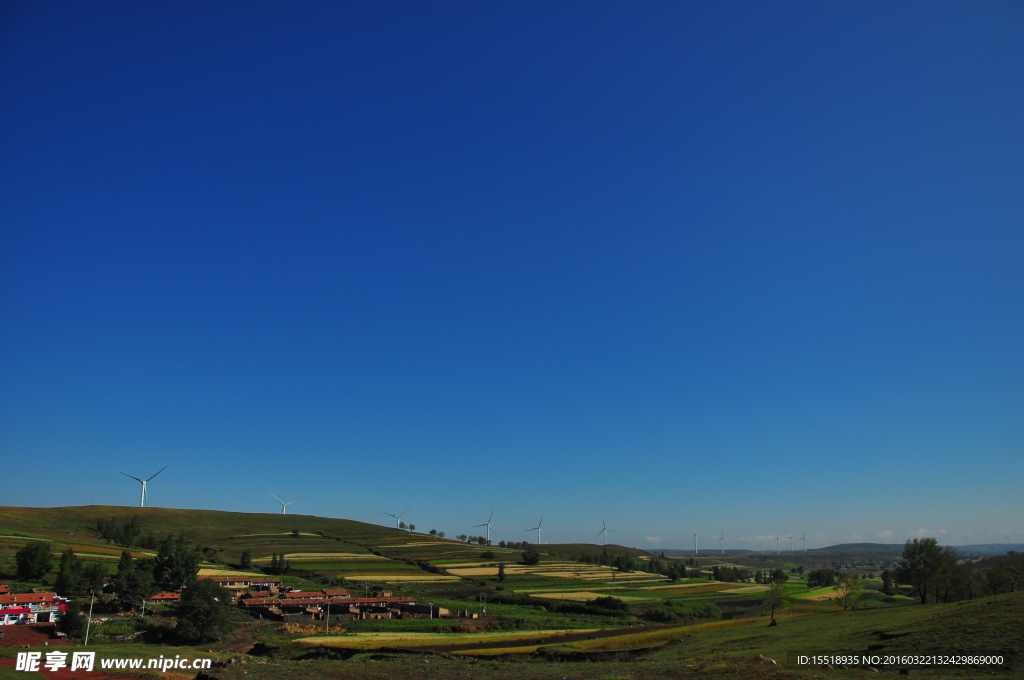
[[690, 530, 699, 556], [800, 532, 807, 552], [775, 536, 780, 554], [787, 534, 794, 552], [525, 516, 547, 544], [475, 511, 497, 543], [270, 492, 302, 514], [596, 517, 616, 545], [120, 467, 166, 508], [382, 507, 411, 529], [717, 529, 725, 554]]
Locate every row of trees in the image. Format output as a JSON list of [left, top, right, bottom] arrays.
[[95, 516, 144, 547], [893, 538, 1024, 604], [264, 552, 292, 575], [454, 534, 492, 545], [712, 566, 753, 583]]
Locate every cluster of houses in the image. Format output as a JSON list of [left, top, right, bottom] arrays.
[[199, 576, 477, 621], [0, 586, 70, 626], [0, 574, 477, 628]]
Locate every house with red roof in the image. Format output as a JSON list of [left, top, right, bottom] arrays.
[[0, 592, 69, 625]]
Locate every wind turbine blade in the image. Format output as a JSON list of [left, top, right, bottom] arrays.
[[286, 499, 302, 506], [383, 511, 398, 518], [398, 507, 411, 518], [487, 510, 494, 523], [146, 466, 168, 482], [270, 492, 284, 504], [122, 473, 143, 482]]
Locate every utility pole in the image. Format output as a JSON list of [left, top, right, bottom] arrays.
[[325, 599, 330, 634], [83, 588, 96, 646]]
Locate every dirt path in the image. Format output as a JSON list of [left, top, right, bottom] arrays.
[[215, 618, 273, 653]]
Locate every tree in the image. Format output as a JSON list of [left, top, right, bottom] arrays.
[[807, 568, 836, 588], [55, 548, 84, 596], [409, 524, 416, 532], [762, 581, 789, 623], [881, 569, 895, 595], [429, 529, 438, 537], [115, 550, 155, 610], [521, 549, 541, 566], [240, 549, 253, 569], [894, 538, 952, 605], [438, 531, 445, 538], [81, 562, 107, 597], [57, 598, 87, 639], [16, 542, 53, 580], [154, 535, 202, 589], [266, 552, 291, 575], [176, 579, 233, 643], [497, 562, 506, 581], [832, 574, 861, 611]]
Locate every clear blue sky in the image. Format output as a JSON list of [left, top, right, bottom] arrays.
[[2, 1, 1022, 550]]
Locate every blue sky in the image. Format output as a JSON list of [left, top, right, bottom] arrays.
[[1, 1, 1022, 550]]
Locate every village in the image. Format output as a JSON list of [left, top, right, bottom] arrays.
[[0, 575, 481, 632]]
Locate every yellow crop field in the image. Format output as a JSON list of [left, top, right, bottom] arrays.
[[445, 565, 538, 576], [338, 573, 459, 582], [197, 568, 266, 577], [278, 552, 386, 560], [295, 629, 594, 649], [529, 591, 647, 602]]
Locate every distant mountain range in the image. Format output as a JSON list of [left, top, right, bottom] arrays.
[[819, 542, 1024, 556], [656, 543, 1024, 556]]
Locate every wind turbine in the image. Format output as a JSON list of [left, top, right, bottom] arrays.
[[382, 507, 411, 529], [690, 530, 699, 556], [800, 532, 806, 552], [475, 511, 497, 543], [525, 516, 547, 544], [596, 517, 616, 545], [270, 493, 302, 514], [775, 536, 780, 554], [120, 467, 166, 508], [786, 534, 794, 552], [717, 530, 725, 554]]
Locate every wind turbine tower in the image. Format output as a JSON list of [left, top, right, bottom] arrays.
[[525, 516, 547, 544], [787, 534, 794, 552], [596, 517, 616, 545], [691, 530, 699, 556], [382, 507, 411, 529], [271, 493, 303, 514], [717, 530, 725, 554], [775, 536, 780, 554], [800, 532, 806, 552], [475, 511, 497, 543], [120, 467, 167, 508]]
